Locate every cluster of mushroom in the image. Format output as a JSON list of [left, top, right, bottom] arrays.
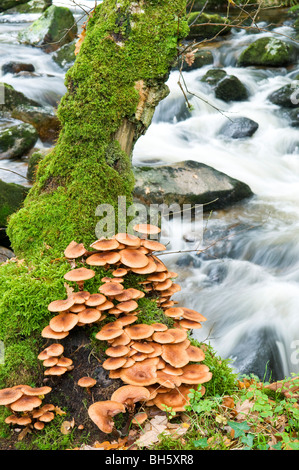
[[1, 223, 212, 437], [0, 385, 55, 431]]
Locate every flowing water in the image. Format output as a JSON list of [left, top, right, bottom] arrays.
[[1, 2, 299, 380]]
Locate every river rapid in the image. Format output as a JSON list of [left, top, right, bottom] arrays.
[[1, 2, 299, 381]]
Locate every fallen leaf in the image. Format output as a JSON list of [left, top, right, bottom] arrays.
[[61, 418, 75, 435], [234, 399, 254, 421]]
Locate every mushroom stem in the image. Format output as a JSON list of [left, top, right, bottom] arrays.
[[121, 405, 135, 436]]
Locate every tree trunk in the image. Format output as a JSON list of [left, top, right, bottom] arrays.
[[7, 0, 188, 260], [0, 0, 188, 387]]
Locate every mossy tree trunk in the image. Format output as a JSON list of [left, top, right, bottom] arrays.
[[0, 0, 189, 387], [8, 0, 189, 260]]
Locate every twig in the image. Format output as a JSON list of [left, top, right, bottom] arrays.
[[0, 167, 29, 180]]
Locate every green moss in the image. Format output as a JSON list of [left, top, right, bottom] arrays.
[[238, 37, 295, 67], [137, 297, 175, 327], [187, 11, 229, 39], [0, 180, 29, 227]]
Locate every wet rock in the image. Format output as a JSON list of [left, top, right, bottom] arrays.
[[219, 117, 259, 139], [268, 83, 299, 108], [0, 179, 29, 227], [18, 5, 78, 53], [2, 62, 35, 75], [0, 83, 40, 113], [187, 12, 229, 40], [0, 122, 38, 160], [0, 0, 30, 12], [11, 104, 60, 143], [201, 69, 249, 102], [5, 0, 51, 13], [215, 75, 249, 102], [133, 160, 253, 211], [0, 246, 14, 263], [238, 37, 295, 67], [230, 326, 285, 382], [52, 40, 76, 70], [283, 107, 299, 127]]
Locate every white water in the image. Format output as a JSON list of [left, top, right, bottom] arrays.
[[1, 3, 299, 379]]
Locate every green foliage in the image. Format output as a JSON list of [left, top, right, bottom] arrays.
[[136, 297, 175, 327]]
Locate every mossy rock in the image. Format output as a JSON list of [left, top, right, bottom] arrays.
[[26, 148, 52, 182], [17, 5, 78, 53], [201, 68, 227, 85], [201, 69, 249, 102], [0, 122, 38, 160], [238, 37, 295, 67], [52, 40, 76, 70], [187, 12, 229, 39], [4, 0, 51, 13], [0, 179, 29, 227], [0, 83, 40, 114], [0, 0, 30, 12]]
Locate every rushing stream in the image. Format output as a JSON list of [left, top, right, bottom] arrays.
[[1, 2, 299, 381]]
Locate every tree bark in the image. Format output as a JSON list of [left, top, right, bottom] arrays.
[[7, 0, 188, 260]]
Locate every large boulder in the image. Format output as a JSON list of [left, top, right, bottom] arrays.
[[181, 49, 214, 72], [238, 37, 295, 67], [187, 12, 229, 40], [0, 179, 29, 227], [17, 5, 77, 53], [0, 122, 38, 160], [133, 160, 253, 211]]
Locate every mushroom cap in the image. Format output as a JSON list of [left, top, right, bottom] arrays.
[[97, 300, 114, 311], [102, 357, 127, 370], [125, 324, 155, 340], [114, 288, 143, 302], [44, 366, 68, 376], [186, 345, 205, 362], [152, 331, 175, 344], [77, 308, 101, 324], [105, 345, 130, 357], [56, 357, 73, 367], [90, 238, 120, 251], [64, 267, 95, 283], [45, 343, 64, 357], [85, 293, 107, 307], [0, 387, 23, 406], [180, 364, 212, 384], [131, 256, 158, 274], [39, 411, 55, 423], [153, 385, 194, 411], [111, 385, 150, 405], [95, 322, 123, 341], [64, 240, 86, 259], [48, 296, 75, 313], [182, 308, 207, 323], [156, 370, 182, 389], [151, 323, 168, 332], [168, 328, 188, 344], [151, 255, 167, 273], [119, 358, 158, 386], [179, 319, 203, 329], [132, 412, 148, 425], [43, 357, 58, 367], [78, 377, 97, 388], [147, 342, 163, 358], [21, 386, 52, 396], [71, 291, 91, 304], [115, 233, 141, 247], [164, 307, 184, 318], [88, 401, 126, 433], [34, 421, 45, 430], [41, 325, 69, 339], [111, 331, 131, 346], [117, 300, 138, 313], [147, 272, 167, 283], [112, 268, 128, 277], [141, 239, 166, 252], [131, 342, 155, 354], [86, 251, 121, 266], [10, 395, 42, 412], [16, 416, 32, 426], [120, 249, 149, 269], [161, 344, 190, 368], [99, 282, 124, 296], [49, 312, 79, 332], [133, 224, 161, 235], [114, 315, 137, 327]]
